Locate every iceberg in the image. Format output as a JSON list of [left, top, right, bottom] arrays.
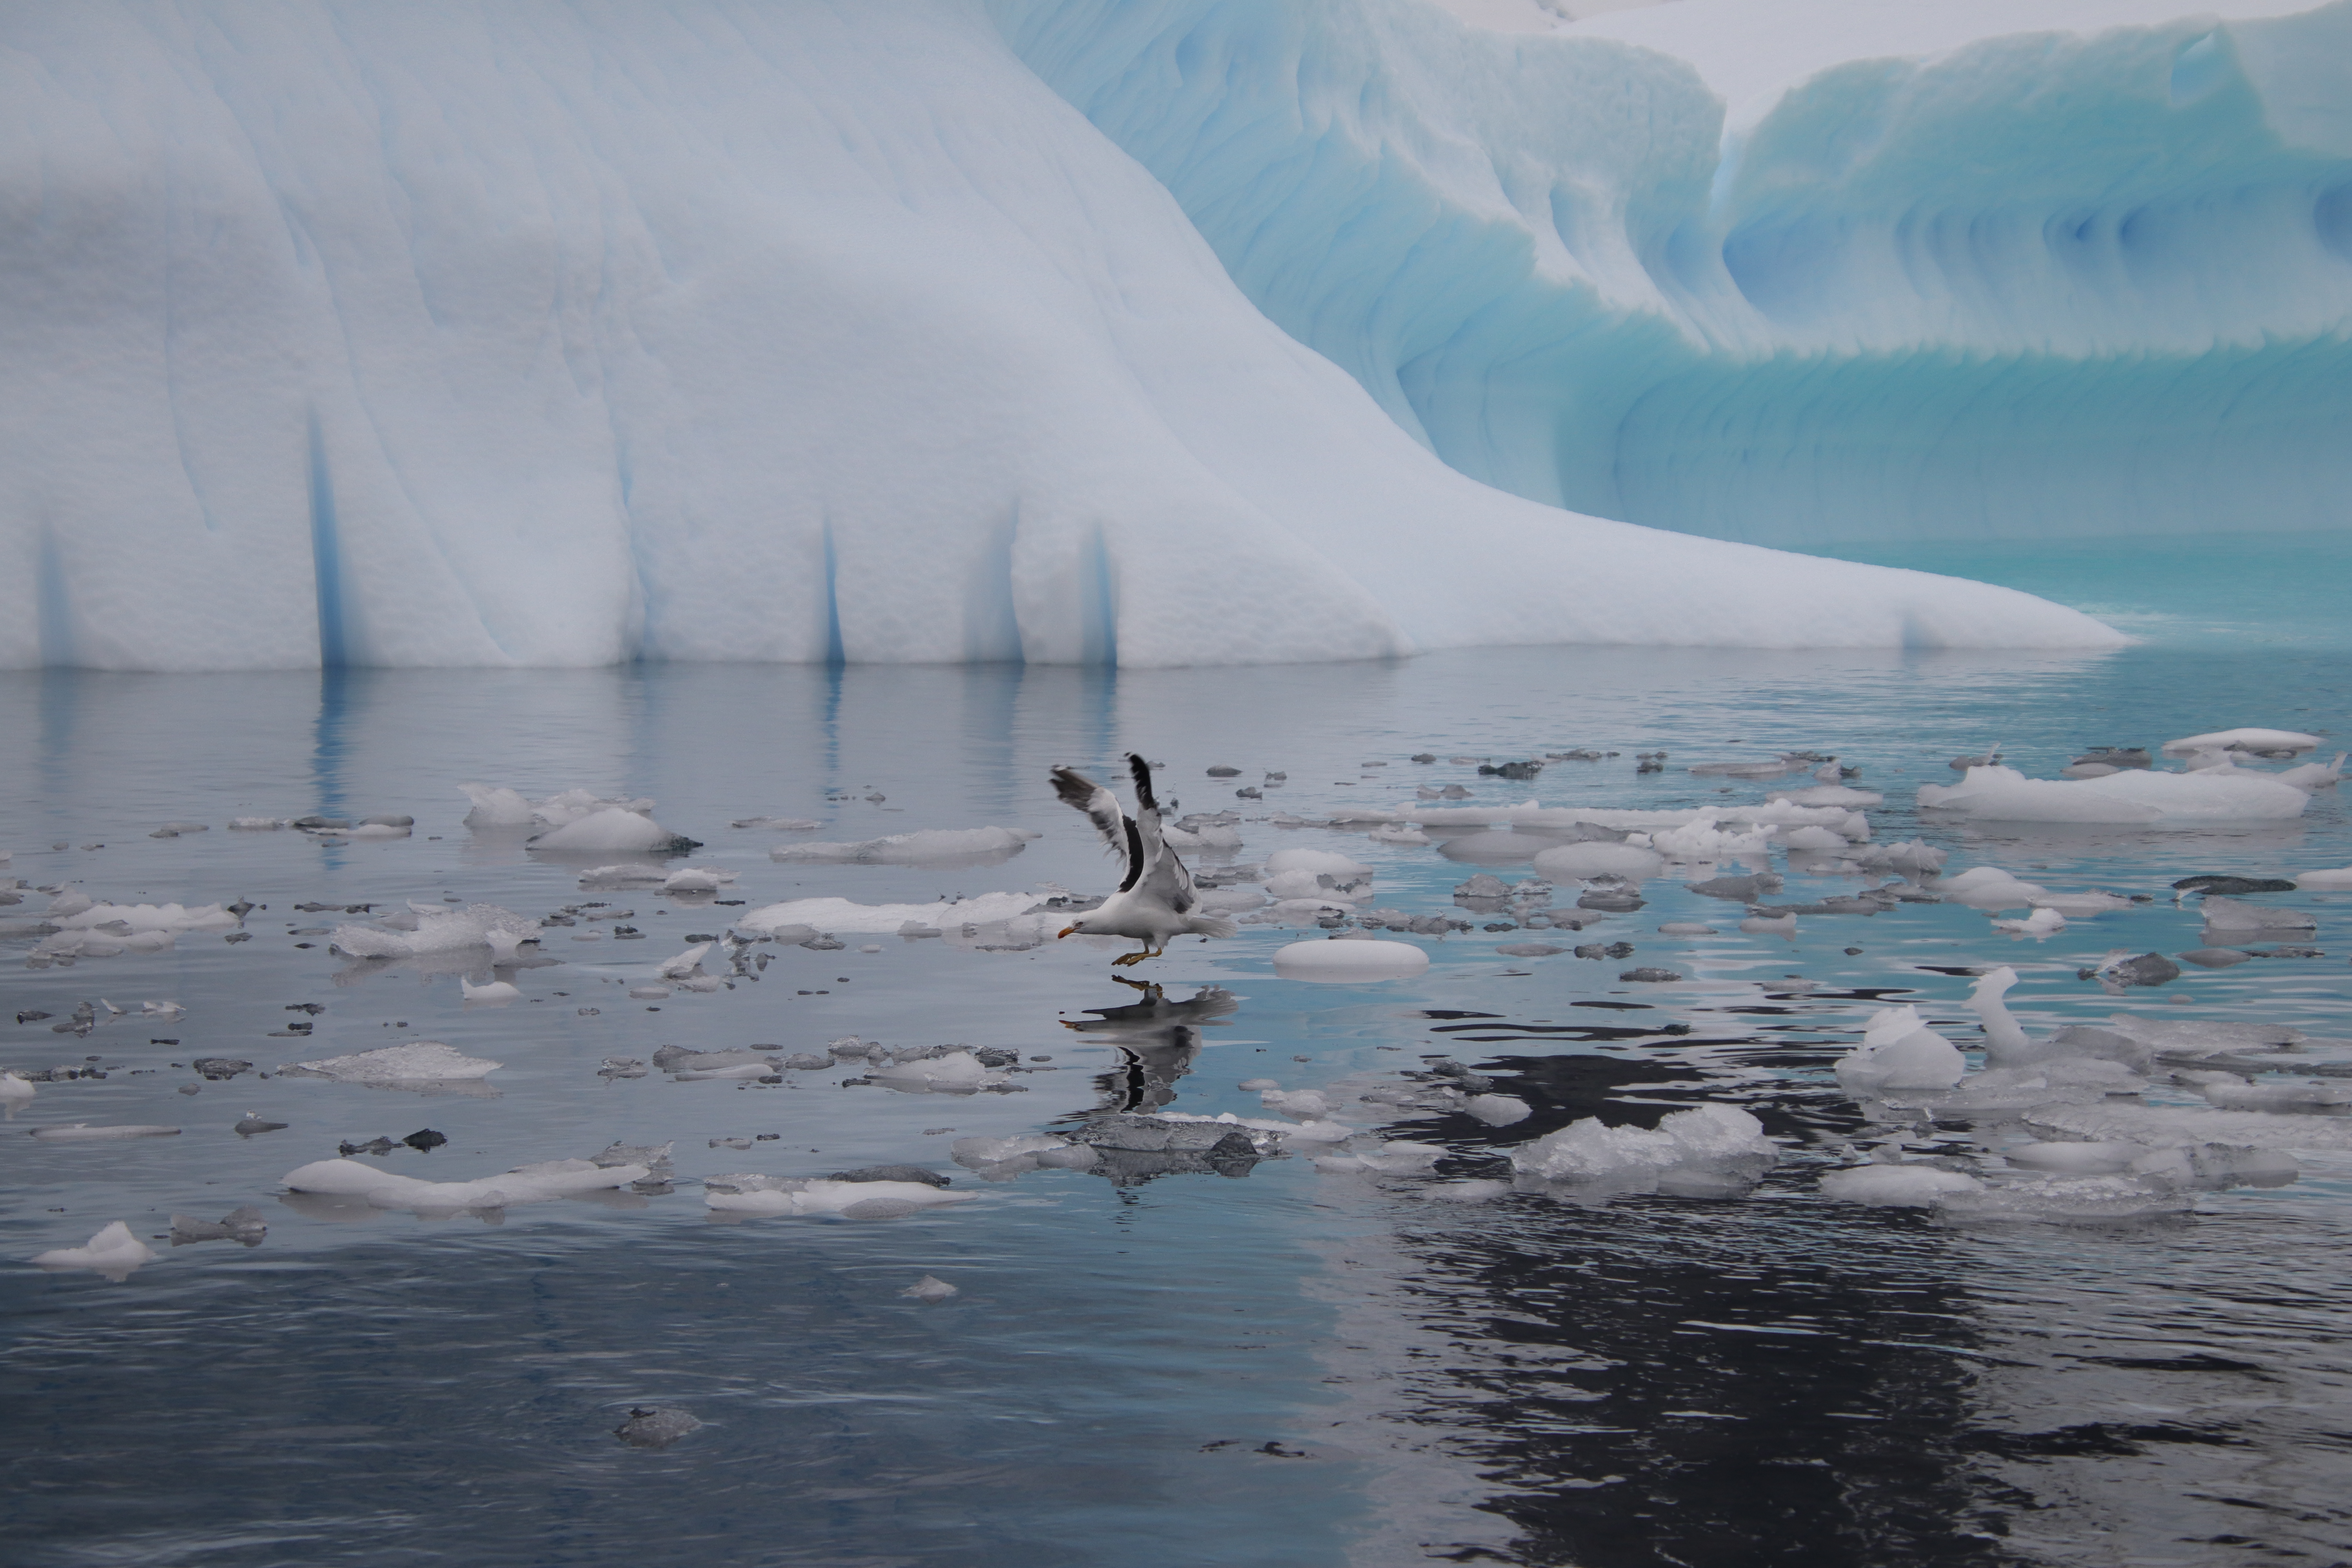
[[1009, 0, 2352, 550], [0, 0, 2120, 673]]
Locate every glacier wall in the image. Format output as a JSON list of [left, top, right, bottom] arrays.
[[995, 0, 2352, 545], [0, 0, 2121, 671]]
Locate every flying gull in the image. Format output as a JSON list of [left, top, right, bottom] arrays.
[[1049, 755, 1238, 965]]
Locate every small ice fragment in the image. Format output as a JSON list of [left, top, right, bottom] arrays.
[[1991, 907, 2066, 938], [612, 1407, 703, 1448], [460, 977, 522, 1005], [279, 1042, 500, 1083], [31, 1220, 157, 1278], [1656, 923, 1717, 936], [1463, 1094, 1531, 1126], [1271, 939, 1428, 982], [1817, 1165, 1984, 1207], [1421, 1178, 1510, 1202], [901, 1274, 959, 1302], [29, 1123, 181, 1141], [0, 1073, 35, 1102], [169, 1206, 268, 1245]]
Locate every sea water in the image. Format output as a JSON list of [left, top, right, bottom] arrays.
[[5, 535, 2351, 1566]]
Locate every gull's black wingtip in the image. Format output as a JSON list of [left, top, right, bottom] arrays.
[[1127, 753, 1156, 812]]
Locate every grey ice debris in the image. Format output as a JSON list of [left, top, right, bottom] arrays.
[[612, 1407, 704, 1448], [900, 1274, 959, 1302], [169, 1206, 267, 1246]]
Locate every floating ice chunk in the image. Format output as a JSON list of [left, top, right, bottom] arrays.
[[529, 807, 700, 855], [1847, 840, 1947, 873], [49, 900, 238, 934], [1920, 764, 2311, 824], [659, 866, 738, 893], [1938, 867, 2047, 910], [1779, 825, 1849, 851], [279, 1042, 501, 1083], [459, 783, 539, 826], [330, 903, 541, 960], [656, 943, 712, 980], [1259, 1088, 1331, 1120], [951, 1133, 1072, 1169], [1933, 1176, 2190, 1225], [2027, 891, 2134, 916], [1464, 1093, 1532, 1126], [169, 1206, 269, 1245], [737, 891, 1042, 935], [0, 1073, 34, 1102], [2187, 1075, 2352, 1112], [2003, 1142, 2143, 1174], [2126, 1144, 2299, 1189], [1991, 907, 2066, 938], [2295, 866, 2352, 890], [1511, 1104, 1776, 1186], [901, 1275, 959, 1302], [1817, 1164, 1983, 1207], [1530, 842, 1665, 880], [227, 817, 285, 830], [1768, 785, 1883, 808], [1264, 848, 1374, 878], [1646, 816, 1775, 861], [1739, 912, 1797, 937], [1270, 865, 1374, 902], [613, 1408, 703, 1448], [459, 977, 521, 1005], [1421, 1179, 1511, 1203], [30, 1221, 157, 1278], [281, 1154, 648, 1210], [531, 789, 656, 827], [2161, 728, 2320, 757], [2197, 896, 2317, 933], [1271, 939, 1430, 981], [867, 1050, 1004, 1094], [2276, 754, 2347, 791], [701, 1174, 975, 1217], [1366, 824, 1430, 846], [28, 1123, 180, 1141], [1835, 1007, 1965, 1096], [2025, 1102, 2352, 1151], [1314, 1139, 1444, 1174], [771, 827, 1036, 864]]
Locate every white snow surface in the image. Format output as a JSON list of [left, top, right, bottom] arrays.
[[0, 0, 2127, 672]]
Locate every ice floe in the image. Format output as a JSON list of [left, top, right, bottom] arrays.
[[282, 1154, 650, 1211], [30, 1220, 157, 1278], [278, 1042, 501, 1085], [771, 827, 1037, 864]]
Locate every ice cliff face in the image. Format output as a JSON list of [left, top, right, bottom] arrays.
[[0, 0, 2136, 670], [999, 0, 2352, 546]]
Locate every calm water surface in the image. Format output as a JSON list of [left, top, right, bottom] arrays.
[[5, 539, 2351, 1567]]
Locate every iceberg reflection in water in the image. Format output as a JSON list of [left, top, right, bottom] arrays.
[[6, 588, 2352, 1564]]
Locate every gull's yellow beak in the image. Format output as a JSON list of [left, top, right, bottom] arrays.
[[1056, 925, 1078, 939]]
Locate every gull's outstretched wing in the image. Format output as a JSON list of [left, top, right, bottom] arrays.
[[1125, 753, 1196, 915], [1052, 764, 1142, 891]]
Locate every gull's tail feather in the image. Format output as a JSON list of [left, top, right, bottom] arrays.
[[1185, 915, 1238, 940]]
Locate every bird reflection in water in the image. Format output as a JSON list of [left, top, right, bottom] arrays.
[[1063, 977, 1237, 1115]]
